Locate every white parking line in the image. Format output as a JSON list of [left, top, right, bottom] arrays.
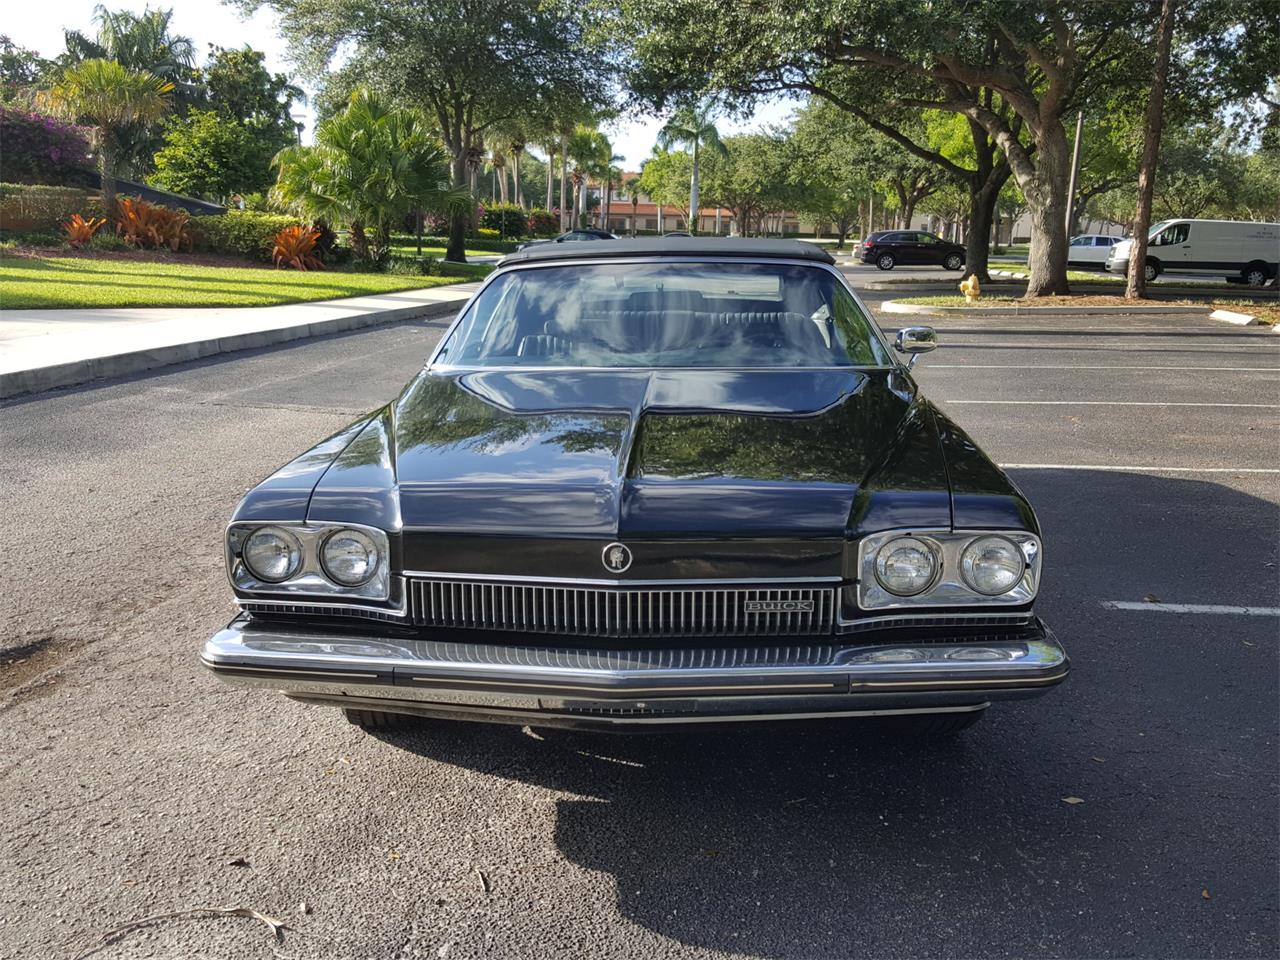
[[928, 364, 1280, 371], [1000, 463, 1280, 474], [1102, 601, 1280, 616], [944, 400, 1279, 408]]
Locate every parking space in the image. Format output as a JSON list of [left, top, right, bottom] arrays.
[[1, 300, 1277, 958]]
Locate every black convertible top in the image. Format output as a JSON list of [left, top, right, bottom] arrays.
[[498, 237, 837, 267]]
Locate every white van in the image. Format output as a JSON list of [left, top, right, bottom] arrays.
[[1106, 219, 1280, 286]]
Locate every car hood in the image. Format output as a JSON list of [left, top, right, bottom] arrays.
[[304, 368, 947, 543]]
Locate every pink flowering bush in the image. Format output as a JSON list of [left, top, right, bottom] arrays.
[[0, 107, 94, 185]]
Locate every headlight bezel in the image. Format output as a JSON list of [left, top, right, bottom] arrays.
[[227, 521, 391, 601], [857, 529, 1041, 610]]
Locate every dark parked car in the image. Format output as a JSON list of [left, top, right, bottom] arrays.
[[861, 230, 966, 271], [204, 238, 1067, 737], [517, 227, 616, 250]]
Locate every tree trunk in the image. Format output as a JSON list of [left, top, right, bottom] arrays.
[[559, 141, 569, 230], [1021, 123, 1073, 297], [962, 163, 1011, 282], [1127, 0, 1178, 300], [545, 146, 553, 211], [689, 141, 700, 235], [631, 200, 638, 236], [657, 205, 664, 233], [512, 149, 523, 208], [100, 137, 118, 219], [446, 151, 468, 262]]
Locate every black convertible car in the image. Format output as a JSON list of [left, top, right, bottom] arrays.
[[204, 239, 1067, 736]]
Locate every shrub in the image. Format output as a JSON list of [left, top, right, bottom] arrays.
[[194, 210, 300, 261], [272, 225, 324, 271], [410, 233, 521, 253], [88, 230, 129, 252], [62, 213, 106, 249], [115, 197, 194, 252], [475, 227, 501, 239], [421, 210, 450, 234], [0, 183, 101, 233], [526, 208, 559, 236], [480, 203, 528, 237], [0, 107, 94, 186]]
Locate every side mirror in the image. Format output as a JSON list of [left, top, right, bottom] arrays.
[[895, 326, 938, 370]]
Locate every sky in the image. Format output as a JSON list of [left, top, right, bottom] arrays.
[[6, 0, 803, 168]]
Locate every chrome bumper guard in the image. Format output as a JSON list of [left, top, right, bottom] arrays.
[[202, 615, 1069, 727]]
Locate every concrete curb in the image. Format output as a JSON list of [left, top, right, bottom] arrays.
[[0, 297, 465, 401], [880, 299, 1213, 317], [1209, 308, 1259, 326]]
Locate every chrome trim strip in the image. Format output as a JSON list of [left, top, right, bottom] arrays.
[[285, 695, 990, 727], [836, 610, 1034, 632], [399, 570, 842, 587]]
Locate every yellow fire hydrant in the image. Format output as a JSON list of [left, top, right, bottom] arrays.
[[959, 274, 981, 303]]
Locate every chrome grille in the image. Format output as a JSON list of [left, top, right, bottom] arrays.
[[408, 579, 837, 638]]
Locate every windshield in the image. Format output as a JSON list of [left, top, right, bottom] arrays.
[[434, 261, 892, 368]]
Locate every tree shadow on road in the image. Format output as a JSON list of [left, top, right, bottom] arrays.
[[369, 470, 1279, 958]]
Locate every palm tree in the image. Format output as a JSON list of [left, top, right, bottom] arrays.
[[60, 4, 196, 175], [488, 146, 508, 203], [598, 160, 624, 230], [273, 89, 467, 265], [656, 102, 726, 235], [624, 174, 641, 236], [567, 125, 610, 228], [40, 59, 173, 213]]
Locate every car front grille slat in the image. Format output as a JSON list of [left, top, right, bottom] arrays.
[[409, 579, 837, 638]]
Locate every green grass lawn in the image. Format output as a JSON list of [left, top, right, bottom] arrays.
[[389, 243, 499, 259], [0, 255, 479, 309]]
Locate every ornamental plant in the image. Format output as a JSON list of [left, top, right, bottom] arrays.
[[271, 224, 324, 271], [62, 213, 107, 248], [479, 202, 528, 237], [115, 196, 192, 251], [0, 107, 94, 185], [526, 207, 559, 236]]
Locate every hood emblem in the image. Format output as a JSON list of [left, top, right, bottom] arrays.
[[602, 542, 633, 574]]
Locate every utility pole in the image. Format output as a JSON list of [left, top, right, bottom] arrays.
[[1064, 111, 1084, 237]]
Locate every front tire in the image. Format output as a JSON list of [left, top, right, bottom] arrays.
[[344, 708, 416, 731], [1144, 259, 1161, 282], [943, 253, 964, 271], [881, 709, 986, 737], [876, 252, 896, 271], [1243, 262, 1270, 287]]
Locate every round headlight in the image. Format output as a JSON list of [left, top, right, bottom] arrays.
[[874, 537, 939, 596], [960, 536, 1025, 595], [241, 526, 303, 583], [320, 528, 380, 586]]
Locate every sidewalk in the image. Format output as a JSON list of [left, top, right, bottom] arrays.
[[0, 282, 478, 400]]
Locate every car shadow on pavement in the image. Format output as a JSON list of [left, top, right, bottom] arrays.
[[368, 470, 1279, 958]]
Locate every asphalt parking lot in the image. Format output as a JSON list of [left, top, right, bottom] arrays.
[[1, 287, 1277, 959]]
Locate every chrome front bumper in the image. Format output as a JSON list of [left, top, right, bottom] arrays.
[[202, 615, 1069, 728]]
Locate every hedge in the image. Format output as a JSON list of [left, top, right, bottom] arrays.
[[0, 183, 101, 233], [418, 234, 522, 253], [193, 211, 302, 261]]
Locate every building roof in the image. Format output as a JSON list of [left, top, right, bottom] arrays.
[[499, 237, 836, 267]]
